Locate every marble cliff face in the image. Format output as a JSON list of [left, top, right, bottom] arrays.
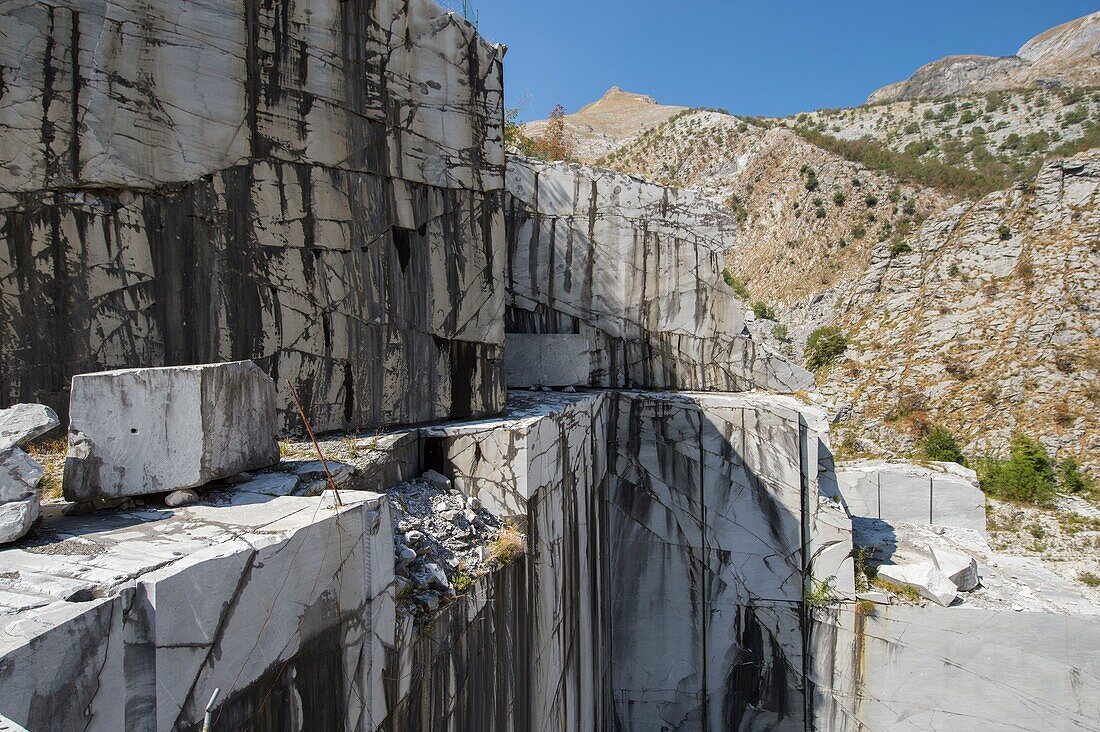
[[503, 158, 812, 393], [0, 0, 506, 432]]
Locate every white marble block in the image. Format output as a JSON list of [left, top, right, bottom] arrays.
[[63, 361, 280, 501]]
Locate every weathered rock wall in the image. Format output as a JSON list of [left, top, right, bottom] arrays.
[[503, 158, 812, 393], [0, 0, 506, 432]]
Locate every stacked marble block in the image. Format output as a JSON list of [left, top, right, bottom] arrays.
[[424, 389, 851, 730], [0, 404, 59, 543], [836, 460, 986, 531], [502, 158, 814, 393], [0, 0, 506, 433]]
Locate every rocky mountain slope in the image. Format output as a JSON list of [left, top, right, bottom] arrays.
[[868, 11, 1100, 103], [811, 152, 1099, 468], [518, 15, 1100, 473]]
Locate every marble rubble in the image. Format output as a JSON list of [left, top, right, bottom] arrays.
[[0, 403, 57, 543], [930, 545, 980, 592], [63, 362, 280, 502], [875, 562, 959, 606], [0, 0, 507, 434], [503, 158, 814, 394]]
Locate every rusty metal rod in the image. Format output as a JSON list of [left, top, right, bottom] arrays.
[[285, 379, 343, 507]]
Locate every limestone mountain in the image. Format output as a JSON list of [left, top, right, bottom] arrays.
[[868, 11, 1100, 103], [519, 86, 685, 162]]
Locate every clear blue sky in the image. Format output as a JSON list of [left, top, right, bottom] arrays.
[[462, 1, 1098, 121]]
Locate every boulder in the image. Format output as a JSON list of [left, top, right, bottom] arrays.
[[63, 362, 280, 502], [421, 470, 452, 491], [877, 562, 959, 607], [0, 404, 59, 450], [930, 546, 980, 592], [0, 446, 45, 503], [0, 495, 40, 544], [164, 489, 199, 508]]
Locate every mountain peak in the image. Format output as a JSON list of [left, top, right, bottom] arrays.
[[868, 11, 1100, 103]]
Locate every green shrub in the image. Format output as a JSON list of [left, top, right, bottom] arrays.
[[752, 301, 776, 320], [888, 239, 912, 257], [1057, 458, 1094, 495], [805, 326, 848, 371], [772, 323, 789, 341], [804, 576, 837, 608], [976, 434, 1057, 506], [919, 426, 967, 465], [722, 269, 750, 299], [815, 206, 826, 219], [833, 191, 846, 206], [998, 224, 1012, 240], [864, 193, 879, 207]]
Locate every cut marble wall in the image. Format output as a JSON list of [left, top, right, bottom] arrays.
[[0, 0, 507, 433], [428, 389, 847, 731], [503, 158, 813, 394]]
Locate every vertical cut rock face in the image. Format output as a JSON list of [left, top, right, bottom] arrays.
[[503, 158, 813, 393], [62, 361, 281, 500], [0, 0, 507, 433]]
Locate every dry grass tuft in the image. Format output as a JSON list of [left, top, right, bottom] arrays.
[[488, 526, 526, 565]]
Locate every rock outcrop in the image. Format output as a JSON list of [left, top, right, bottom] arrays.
[[519, 86, 687, 163], [867, 11, 1100, 103]]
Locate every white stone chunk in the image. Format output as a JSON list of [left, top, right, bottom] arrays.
[[0, 404, 59, 450], [63, 362, 280, 502], [238, 473, 301, 497], [877, 562, 958, 607], [0, 495, 40, 544], [164, 489, 199, 508], [930, 545, 980, 592], [0, 447, 45, 503]]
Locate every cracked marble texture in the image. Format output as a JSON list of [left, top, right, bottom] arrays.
[[427, 390, 844, 731], [810, 605, 1100, 731], [0, 0, 504, 193], [0, 0, 506, 433], [504, 159, 813, 394], [0, 489, 393, 731]]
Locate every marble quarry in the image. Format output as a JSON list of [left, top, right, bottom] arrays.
[[1, 0, 1098, 730], [503, 158, 813, 393], [0, 0, 507, 433], [63, 361, 280, 501]]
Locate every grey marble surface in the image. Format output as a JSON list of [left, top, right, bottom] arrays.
[[0, 0, 506, 433]]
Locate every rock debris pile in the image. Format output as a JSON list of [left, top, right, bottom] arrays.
[[0, 404, 58, 543], [387, 470, 521, 622]]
